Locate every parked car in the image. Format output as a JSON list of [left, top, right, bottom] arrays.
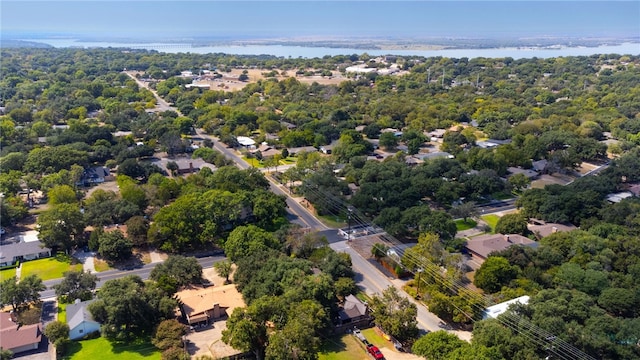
[[367, 344, 384, 360]]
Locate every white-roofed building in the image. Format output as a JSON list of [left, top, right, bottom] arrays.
[[236, 136, 256, 147], [483, 295, 530, 319]]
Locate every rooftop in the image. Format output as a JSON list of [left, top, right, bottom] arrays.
[[66, 299, 98, 329], [483, 295, 530, 319], [0, 312, 42, 352], [466, 233, 537, 260]]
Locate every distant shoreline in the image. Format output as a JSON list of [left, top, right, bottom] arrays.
[[8, 37, 640, 59]]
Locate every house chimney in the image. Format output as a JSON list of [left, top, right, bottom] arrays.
[[504, 235, 510, 242], [189, 162, 193, 173], [552, 226, 558, 233]]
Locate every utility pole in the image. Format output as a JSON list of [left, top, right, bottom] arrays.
[[347, 206, 354, 242], [416, 268, 424, 298]]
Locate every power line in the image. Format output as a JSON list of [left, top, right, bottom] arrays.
[[302, 180, 597, 360]]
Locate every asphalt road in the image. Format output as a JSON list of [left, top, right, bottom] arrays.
[[197, 129, 456, 334], [40, 255, 225, 299], [118, 93, 452, 335], [476, 198, 517, 214], [330, 240, 444, 333], [124, 71, 180, 114], [196, 129, 327, 230]]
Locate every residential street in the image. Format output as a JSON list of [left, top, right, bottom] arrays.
[[40, 255, 225, 299], [195, 130, 468, 338], [124, 80, 467, 338]]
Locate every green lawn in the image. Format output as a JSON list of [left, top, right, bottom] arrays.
[[57, 303, 67, 323], [0, 267, 16, 281], [455, 219, 478, 231], [481, 214, 501, 232], [318, 333, 368, 360], [242, 157, 263, 168], [361, 328, 389, 348], [21, 253, 82, 281], [280, 156, 296, 165], [93, 258, 111, 272], [62, 337, 160, 360]]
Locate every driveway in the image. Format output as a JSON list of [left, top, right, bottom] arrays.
[[14, 300, 56, 360]]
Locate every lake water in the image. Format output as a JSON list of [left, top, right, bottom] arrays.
[[26, 38, 640, 59]]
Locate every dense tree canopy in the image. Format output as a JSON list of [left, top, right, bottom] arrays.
[[89, 275, 176, 340]]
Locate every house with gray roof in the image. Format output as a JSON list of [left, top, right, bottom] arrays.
[[337, 294, 371, 327], [66, 299, 101, 340], [0, 241, 51, 267]]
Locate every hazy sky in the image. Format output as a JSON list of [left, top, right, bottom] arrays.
[[2, 1, 639, 39]]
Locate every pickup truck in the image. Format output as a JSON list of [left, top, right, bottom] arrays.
[[367, 344, 384, 360]]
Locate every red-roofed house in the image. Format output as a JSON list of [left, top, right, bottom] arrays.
[[0, 312, 42, 354]]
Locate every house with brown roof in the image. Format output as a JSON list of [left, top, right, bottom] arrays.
[[527, 222, 577, 240], [465, 233, 538, 262], [0, 312, 42, 355], [175, 284, 245, 326]]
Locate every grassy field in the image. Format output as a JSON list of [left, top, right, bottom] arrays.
[[481, 214, 500, 232], [62, 337, 160, 360], [0, 267, 16, 281], [455, 219, 478, 231], [318, 333, 368, 360], [21, 253, 82, 281]]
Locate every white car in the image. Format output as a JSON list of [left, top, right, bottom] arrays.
[[0, 227, 5, 235]]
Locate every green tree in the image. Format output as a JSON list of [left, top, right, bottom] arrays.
[[124, 216, 150, 246], [44, 321, 70, 354], [494, 213, 528, 236], [369, 286, 419, 343], [120, 183, 147, 211], [508, 173, 531, 192], [214, 260, 233, 284], [97, 230, 133, 262], [222, 306, 268, 360], [597, 288, 639, 318], [224, 225, 281, 262], [0, 275, 45, 312], [412, 330, 467, 360], [152, 319, 187, 350], [402, 232, 444, 269], [53, 270, 98, 303], [450, 201, 478, 223], [379, 132, 399, 150], [37, 203, 86, 251], [265, 300, 327, 360], [0, 348, 13, 360], [150, 255, 203, 293], [474, 256, 519, 293], [89, 275, 176, 340]]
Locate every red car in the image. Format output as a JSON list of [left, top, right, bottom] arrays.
[[367, 345, 385, 359]]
